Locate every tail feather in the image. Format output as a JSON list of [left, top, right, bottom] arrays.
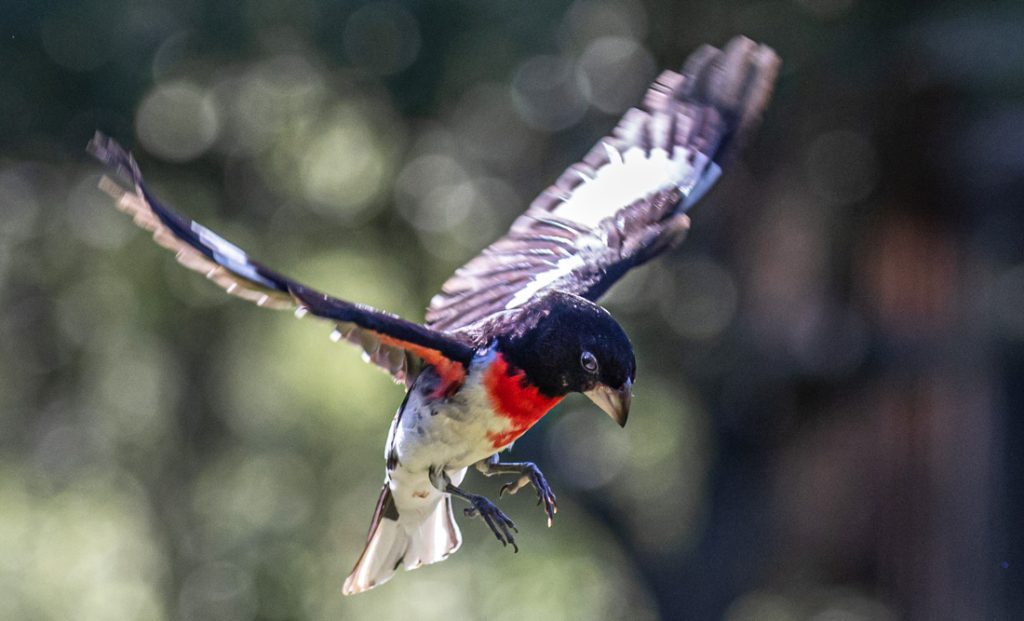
[[342, 515, 407, 595], [343, 485, 462, 595], [342, 485, 407, 595], [403, 497, 462, 570]]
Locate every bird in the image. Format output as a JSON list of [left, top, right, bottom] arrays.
[[88, 36, 779, 595]]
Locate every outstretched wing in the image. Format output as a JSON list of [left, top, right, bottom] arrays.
[[88, 132, 474, 387], [425, 36, 779, 336]]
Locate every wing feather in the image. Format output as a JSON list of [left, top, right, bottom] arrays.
[[425, 36, 779, 338], [89, 132, 474, 387]]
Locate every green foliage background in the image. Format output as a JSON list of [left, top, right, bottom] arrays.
[[2, 1, 1022, 619]]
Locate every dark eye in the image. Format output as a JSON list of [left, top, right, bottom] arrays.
[[580, 351, 598, 373]]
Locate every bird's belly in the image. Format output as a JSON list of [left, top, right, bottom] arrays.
[[388, 462, 466, 521], [392, 400, 508, 472]]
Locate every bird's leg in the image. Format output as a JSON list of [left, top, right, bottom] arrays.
[[431, 468, 518, 552], [475, 455, 558, 527]]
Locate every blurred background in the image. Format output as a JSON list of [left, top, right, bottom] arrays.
[[1, 0, 1022, 619]]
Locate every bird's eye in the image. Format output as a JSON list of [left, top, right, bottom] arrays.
[[580, 350, 599, 373]]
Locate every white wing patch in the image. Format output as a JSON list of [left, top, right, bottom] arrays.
[[190, 221, 277, 289], [553, 143, 717, 228], [506, 254, 586, 309]]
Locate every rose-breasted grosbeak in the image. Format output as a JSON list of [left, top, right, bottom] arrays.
[[89, 36, 779, 594]]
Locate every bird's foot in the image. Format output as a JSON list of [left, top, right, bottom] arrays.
[[463, 494, 519, 552], [498, 463, 558, 527]]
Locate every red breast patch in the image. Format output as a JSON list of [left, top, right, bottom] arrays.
[[483, 353, 562, 449]]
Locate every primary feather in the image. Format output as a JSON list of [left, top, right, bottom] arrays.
[[88, 132, 475, 386], [425, 36, 780, 336]]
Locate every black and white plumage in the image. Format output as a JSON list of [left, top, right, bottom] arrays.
[[89, 132, 476, 387], [426, 36, 779, 335], [90, 36, 779, 595]]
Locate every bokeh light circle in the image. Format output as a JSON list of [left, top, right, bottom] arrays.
[[577, 36, 656, 113], [512, 55, 589, 131], [343, 1, 422, 75], [136, 81, 220, 162]]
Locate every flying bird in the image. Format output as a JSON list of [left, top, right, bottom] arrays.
[[89, 36, 779, 594]]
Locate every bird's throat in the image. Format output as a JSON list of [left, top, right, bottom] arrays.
[[483, 353, 563, 449]]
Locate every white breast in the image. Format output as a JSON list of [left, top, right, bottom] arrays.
[[388, 349, 509, 475]]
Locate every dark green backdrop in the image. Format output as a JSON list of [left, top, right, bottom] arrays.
[[1, 1, 1022, 619]]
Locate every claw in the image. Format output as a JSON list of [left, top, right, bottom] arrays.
[[499, 474, 531, 497], [465, 495, 519, 552], [498, 464, 558, 527]]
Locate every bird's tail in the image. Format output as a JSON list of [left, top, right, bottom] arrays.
[[342, 484, 462, 595]]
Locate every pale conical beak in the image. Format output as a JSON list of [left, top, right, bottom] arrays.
[[585, 379, 632, 427]]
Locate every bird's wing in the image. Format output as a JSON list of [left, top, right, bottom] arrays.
[[425, 36, 779, 336], [88, 132, 475, 388]]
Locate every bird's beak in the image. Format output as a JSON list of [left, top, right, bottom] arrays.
[[585, 379, 632, 427]]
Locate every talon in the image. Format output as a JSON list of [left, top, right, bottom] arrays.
[[499, 474, 530, 498], [478, 460, 559, 527], [464, 494, 519, 551], [520, 465, 557, 527]]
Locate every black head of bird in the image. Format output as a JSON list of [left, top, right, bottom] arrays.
[[495, 291, 635, 426]]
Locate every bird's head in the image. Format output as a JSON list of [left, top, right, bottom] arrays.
[[496, 292, 636, 426]]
